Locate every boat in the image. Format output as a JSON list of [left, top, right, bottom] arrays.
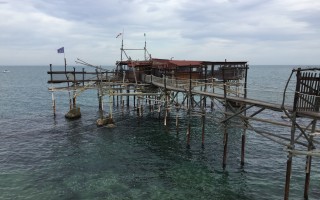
[[3, 70, 10, 73]]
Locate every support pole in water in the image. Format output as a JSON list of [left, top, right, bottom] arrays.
[[52, 92, 56, 117], [241, 129, 246, 166], [284, 68, 301, 200], [117, 86, 119, 107], [222, 66, 228, 169], [201, 110, 205, 148], [304, 145, 313, 200], [284, 155, 293, 200], [176, 108, 179, 134], [204, 65, 207, 108], [72, 67, 77, 109], [186, 66, 192, 149], [211, 64, 214, 109], [241, 63, 249, 166], [304, 119, 316, 199], [127, 87, 130, 107], [164, 69, 168, 126], [50, 64, 56, 117], [134, 90, 136, 108], [222, 124, 228, 169]]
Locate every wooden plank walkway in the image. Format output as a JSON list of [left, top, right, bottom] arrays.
[[149, 76, 320, 120]]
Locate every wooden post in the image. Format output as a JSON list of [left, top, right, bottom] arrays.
[[113, 86, 115, 106], [127, 88, 130, 107], [73, 67, 76, 109], [241, 129, 246, 166], [164, 69, 168, 126], [49, 64, 53, 82], [134, 90, 136, 108], [188, 66, 192, 110], [120, 87, 123, 108], [64, 58, 72, 110], [164, 107, 168, 126], [304, 119, 316, 199], [137, 96, 140, 116], [176, 108, 179, 133], [201, 110, 205, 148], [139, 104, 142, 117], [187, 122, 191, 149], [222, 65, 228, 169], [211, 64, 215, 109], [96, 69, 103, 119], [284, 68, 301, 200], [52, 92, 56, 117], [204, 65, 207, 108], [117, 86, 119, 107], [186, 66, 192, 148], [304, 145, 312, 200], [241, 65, 248, 166], [50, 64, 56, 117], [82, 68, 85, 87], [222, 124, 228, 169]]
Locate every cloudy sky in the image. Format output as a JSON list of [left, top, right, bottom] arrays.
[[0, 0, 319, 66]]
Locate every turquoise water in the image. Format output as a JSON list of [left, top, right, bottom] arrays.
[[0, 65, 319, 199]]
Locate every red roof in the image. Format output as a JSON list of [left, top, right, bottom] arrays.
[[152, 58, 203, 69], [169, 60, 202, 66]]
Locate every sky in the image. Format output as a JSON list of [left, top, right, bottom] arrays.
[[0, 0, 319, 66]]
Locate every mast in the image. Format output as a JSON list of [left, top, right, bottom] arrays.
[[121, 30, 124, 62], [144, 33, 146, 61]]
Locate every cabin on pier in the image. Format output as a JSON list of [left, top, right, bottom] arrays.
[[117, 58, 248, 83]]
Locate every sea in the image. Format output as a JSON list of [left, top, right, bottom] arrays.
[[0, 65, 319, 200]]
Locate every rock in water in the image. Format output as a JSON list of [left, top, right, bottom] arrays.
[[96, 117, 107, 126], [96, 116, 116, 127], [65, 107, 81, 119]]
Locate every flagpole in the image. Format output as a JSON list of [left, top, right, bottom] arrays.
[[64, 52, 67, 73], [61, 47, 72, 110]]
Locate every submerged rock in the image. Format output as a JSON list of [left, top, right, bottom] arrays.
[[65, 107, 81, 119], [96, 116, 116, 127], [96, 117, 107, 126], [106, 123, 116, 128]]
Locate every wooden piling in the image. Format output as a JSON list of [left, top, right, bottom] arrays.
[[186, 122, 191, 149], [241, 64, 249, 166], [134, 90, 136, 108], [186, 66, 192, 148], [52, 92, 56, 117], [304, 152, 312, 200], [127, 88, 130, 107], [164, 107, 168, 126], [211, 64, 215, 109], [222, 65, 229, 169], [201, 110, 205, 148], [241, 130, 246, 166], [304, 119, 316, 199], [222, 124, 228, 169], [175, 109, 179, 132], [284, 68, 301, 200]]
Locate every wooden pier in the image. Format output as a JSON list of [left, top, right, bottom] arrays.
[[48, 61, 320, 199]]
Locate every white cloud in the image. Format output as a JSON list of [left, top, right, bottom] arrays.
[[0, 0, 319, 65]]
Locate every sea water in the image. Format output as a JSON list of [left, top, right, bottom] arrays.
[[0, 65, 319, 199]]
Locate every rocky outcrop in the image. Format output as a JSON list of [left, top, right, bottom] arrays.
[[65, 107, 81, 119]]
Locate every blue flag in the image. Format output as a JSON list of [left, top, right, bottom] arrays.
[[57, 47, 64, 53]]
